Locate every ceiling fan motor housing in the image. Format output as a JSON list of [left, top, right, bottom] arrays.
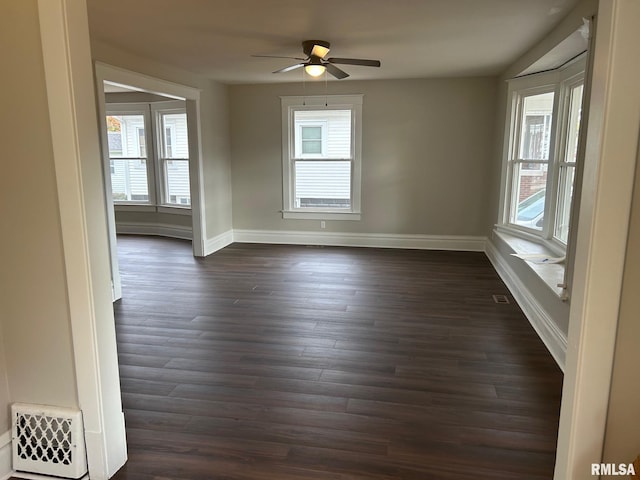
[[302, 40, 330, 58]]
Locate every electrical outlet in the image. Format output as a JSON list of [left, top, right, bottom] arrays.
[[320, 221, 326, 229]]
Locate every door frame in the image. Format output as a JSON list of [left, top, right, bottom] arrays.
[[95, 62, 207, 300]]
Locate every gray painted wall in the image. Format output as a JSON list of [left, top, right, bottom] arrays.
[[0, 0, 80, 435], [230, 78, 497, 235], [93, 41, 233, 240], [603, 142, 640, 472]]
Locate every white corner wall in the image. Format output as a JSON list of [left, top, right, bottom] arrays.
[[38, 0, 128, 477], [554, 0, 640, 477]]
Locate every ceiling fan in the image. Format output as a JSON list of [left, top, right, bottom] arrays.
[[253, 40, 381, 79]]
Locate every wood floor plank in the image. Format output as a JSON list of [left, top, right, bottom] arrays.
[[110, 236, 563, 479]]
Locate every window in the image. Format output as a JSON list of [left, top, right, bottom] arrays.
[[156, 109, 190, 206], [281, 95, 362, 220], [500, 58, 585, 250], [105, 101, 190, 209], [105, 112, 150, 203], [554, 82, 583, 243]]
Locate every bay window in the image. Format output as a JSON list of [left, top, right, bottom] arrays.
[[106, 101, 190, 210], [500, 58, 585, 251]]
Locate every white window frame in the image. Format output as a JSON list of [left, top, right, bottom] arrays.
[[281, 94, 363, 221], [553, 72, 584, 244], [498, 57, 586, 254], [106, 101, 190, 213], [105, 103, 155, 206], [153, 102, 190, 209]]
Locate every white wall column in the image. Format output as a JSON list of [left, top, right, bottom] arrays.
[[554, 0, 640, 478], [37, 0, 128, 478]]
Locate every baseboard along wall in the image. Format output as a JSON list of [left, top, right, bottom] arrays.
[[115, 222, 192, 241], [485, 240, 567, 371]]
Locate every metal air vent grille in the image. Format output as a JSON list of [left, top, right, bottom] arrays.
[[12, 403, 87, 478]]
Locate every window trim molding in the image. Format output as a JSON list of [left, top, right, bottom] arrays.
[[152, 102, 191, 208], [281, 94, 363, 220]]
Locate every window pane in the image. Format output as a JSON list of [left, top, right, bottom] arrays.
[[161, 113, 189, 158], [110, 159, 149, 202], [555, 165, 575, 243], [164, 159, 190, 206], [106, 114, 146, 158], [553, 83, 583, 243], [137, 128, 146, 157], [512, 163, 548, 230], [294, 160, 351, 209], [565, 84, 584, 164], [294, 109, 351, 158], [302, 126, 322, 140], [518, 92, 554, 160]]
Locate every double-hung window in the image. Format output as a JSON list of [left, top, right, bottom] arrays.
[[106, 106, 151, 203], [281, 95, 363, 220], [105, 101, 190, 210], [154, 106, 191, 206], [500, 57, 585, 252]]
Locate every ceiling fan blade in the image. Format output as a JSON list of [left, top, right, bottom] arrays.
[[273, 63, 304, 74], [252, 54, 306, 61], [328, 57, 381, 67], [325, 63, 349, 80]]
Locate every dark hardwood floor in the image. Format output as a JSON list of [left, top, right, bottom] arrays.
[[108, 235, 563, 480]]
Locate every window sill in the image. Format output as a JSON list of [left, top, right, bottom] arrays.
[[493, 228, 567, 300], [282, 210, 361, 221], [114, 204, 155, 213], [114, 204, 192, 216], [158, 206, 192, 216]]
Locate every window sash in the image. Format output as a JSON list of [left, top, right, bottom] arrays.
[[105, 110, 153, 205], [160, 158, 190, 206], [292, 159, 353, 211], [506, 87, 555, 234], [155, 108, 190, 206]]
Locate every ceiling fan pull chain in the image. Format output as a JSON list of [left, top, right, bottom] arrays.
[[302, 67, 306, 106], [325, 69, 328, 106]]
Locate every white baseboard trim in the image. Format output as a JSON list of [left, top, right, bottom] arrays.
[[485, 240, 567, 371], [0, 430, 12, 480], [232, 229, 487, 252], [116, 222, 192, 241], [204, 230, 234, 256]]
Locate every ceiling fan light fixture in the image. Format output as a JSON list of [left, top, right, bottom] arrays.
[[305, 64, 326, 77]]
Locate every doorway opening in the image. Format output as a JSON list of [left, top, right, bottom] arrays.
[[94, 63, 207, 301]]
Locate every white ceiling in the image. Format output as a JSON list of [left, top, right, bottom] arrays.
[[87, 0, 581, 84]]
